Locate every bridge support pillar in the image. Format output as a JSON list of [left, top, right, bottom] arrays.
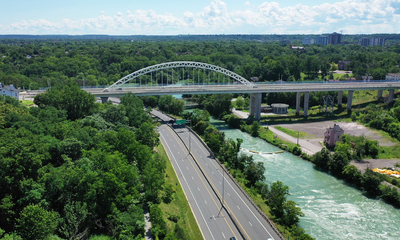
[[101, 97, 109, 104], [296, 92, 301, 116], [389, 89, 395, 103], [338, 91, 343, 108], [347, 90, 354, 110], [304, 92, 310, 117], [377, 90, 383, 99], [249, 93, 262, 120]]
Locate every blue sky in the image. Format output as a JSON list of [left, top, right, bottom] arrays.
[[0, 0, 399, 35]]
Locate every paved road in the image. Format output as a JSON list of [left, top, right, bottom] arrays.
[[267, 126, 323, 155], [156, 112, 242, 240], [154, 109, 282, 240]]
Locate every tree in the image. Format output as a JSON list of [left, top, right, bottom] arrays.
[[281, 200, 304, 226], [235, 96, 245, 109], [135, 121, 159, 148], [313, 148, 331, 170], [250, 121, 260, 137], [244, 162, 266, 187], [34, 80, 96, 120], [150, 204, 166, 239], [267, 181, 289, 219], [17, 204, 59, 240], [59, 201, 89, 240], [329, 151, 349, 175], [362, 169, 381, 195]]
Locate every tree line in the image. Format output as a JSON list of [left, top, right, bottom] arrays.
[[0, 83, 186, 239], [1, 39, 400, 92]]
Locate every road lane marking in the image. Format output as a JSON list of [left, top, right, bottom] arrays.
[[186, 167, 189, 170], [237, 206, 240, 210], [198, 187, 200, 191], [219, 181, 222, 185], [212, 172, 214, 174], [249, 221, 252, 227], [222, 232, 225, 239], [191, 176, 194, 180], [227, 192, 230, 197], [204, 200, 207, 204], [164, 124, 238, 240], [160, 132, 215, 240]]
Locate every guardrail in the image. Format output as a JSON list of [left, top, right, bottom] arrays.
[[185, 126, 285, 240]]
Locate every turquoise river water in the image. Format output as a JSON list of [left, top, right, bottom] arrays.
[[211, 119, 400, 240]]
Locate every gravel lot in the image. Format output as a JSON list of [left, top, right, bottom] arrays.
[[272, 121, 397, 147]]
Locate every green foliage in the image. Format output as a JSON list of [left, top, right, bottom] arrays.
[[58, 201, 89, 240], [202, 94, 233, 119], [250, 121, 260, 137], [312, 148, 331, 171], [120, 93, 151, 128], [34, 80, 96, 120], [266, 181, 289, 219], [282, 200, 304, 226], [0, 94, 162, 239], [150, 204, 167, 239], [163, 184, 175, 204], [17, 204, 59, 240]]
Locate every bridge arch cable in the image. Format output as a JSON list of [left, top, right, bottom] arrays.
[[104, 61, 254, 91]]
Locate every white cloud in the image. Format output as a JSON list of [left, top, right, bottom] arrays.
[[1, 0, 399, 34]]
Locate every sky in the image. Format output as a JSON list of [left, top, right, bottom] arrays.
[[0, 0, 399, 35]]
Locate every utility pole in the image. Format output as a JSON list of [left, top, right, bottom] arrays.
[[187, 120, 192, 153], [297, 131, 299, 145]]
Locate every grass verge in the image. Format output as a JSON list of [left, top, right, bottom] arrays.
[[274, 126, 312, 139], [20, 100, 35, 107], [156, 144, 203, 240]]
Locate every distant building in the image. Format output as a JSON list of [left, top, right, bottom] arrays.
[[358, 37, 370, 47], [290, 45, 305, 51], [250, 77, 259, 82], [324, 124, 344, 147], [315, 35, 328, 45], [0, 83, 20, 100], [302, 37, 314, 45], [358, 37, 385, 47], [361, 75, 373, 81], [328, 32, 342, 45], [386, 73, 400, 81], [337, 60, 351, 70], [271, 103, 289, 114]]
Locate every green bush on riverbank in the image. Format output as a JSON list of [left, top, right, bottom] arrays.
[[183, 108, 314, 240]]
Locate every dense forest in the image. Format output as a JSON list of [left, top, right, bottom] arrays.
[[1, 36, 400, 239], [0, 82, 174, 239], [1, 36, 400, 93]]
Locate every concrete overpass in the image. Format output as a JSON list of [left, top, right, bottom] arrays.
[[86, 80, 400, 119], [26, 60, 400, 120]]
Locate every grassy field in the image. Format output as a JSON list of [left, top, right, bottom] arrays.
[[20, 100, 35, 107], [156, 144, 203, 240], [274, 126, 313, 139]]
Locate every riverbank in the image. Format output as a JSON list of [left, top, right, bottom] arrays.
[[214, 117, 400, 240]]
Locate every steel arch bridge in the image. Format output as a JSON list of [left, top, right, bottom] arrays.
[[104, 61, 253, 91]]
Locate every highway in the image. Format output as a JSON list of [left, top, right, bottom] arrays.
[[157, 113, 242, 240], [154, 109, 282, 240]]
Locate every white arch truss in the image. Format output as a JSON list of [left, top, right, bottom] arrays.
[[104, 61, 253, 91]]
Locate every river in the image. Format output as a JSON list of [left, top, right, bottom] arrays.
[[211, 119, 400, 240]]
